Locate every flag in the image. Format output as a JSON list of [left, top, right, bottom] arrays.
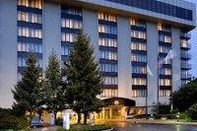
[[147, 64, 154, 76], [157, 56, 164, 69], [164, 49, 177, 63]]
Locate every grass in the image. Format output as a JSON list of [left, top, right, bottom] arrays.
[[57, 124, 111, 131]]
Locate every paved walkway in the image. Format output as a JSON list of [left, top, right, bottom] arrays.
[[31, 126, 59, 131], [124, 118, 197, 125]]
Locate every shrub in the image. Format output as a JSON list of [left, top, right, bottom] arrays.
[[187, 103, 197, 120], [0, 108, 28, 130]]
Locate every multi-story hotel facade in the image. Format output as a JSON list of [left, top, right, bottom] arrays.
[[0, 0, 196, 117]]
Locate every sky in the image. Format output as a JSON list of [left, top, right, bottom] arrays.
[[184, 0, 197, 77]]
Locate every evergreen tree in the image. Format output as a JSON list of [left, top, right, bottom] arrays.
[[63, 31, 103, 124], [44, 51, 66, 121], [12, 53, 43, 116]]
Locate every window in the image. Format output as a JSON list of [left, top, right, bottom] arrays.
[[99, 38, 117, 47], [159, 34, 172, 43], [62, 7, 82, 16], [62, 33, 76, 42], [132, 66, 146, 74], [98, 24, 117, 35], [101, 89, 118, 97], [17, 57, 26, 67], [17, 42, 42, 53], [100, 63, 117, 72], [132, 89, 146, 97], [132, 78, 146, 86], [159, 90, 171, 97], [131, 54, 147, 62], [18, 0, 42, 9], [131, 30, 146, 39], [103, 77, 118, 85], [159, 78, 171, 86], [158, 23, 171, 32], [18, 11, 42, 23], [130, 18, 146, 28], [61, 46, 69, 55], [158, 46, 170, 53], [18, 27, 42, 38], [100, 51, 117, 60], [61, 19, 82, 29], [98, 12, 116, 22], [131, 42, 146, 51], [159, 68, 171, 75]]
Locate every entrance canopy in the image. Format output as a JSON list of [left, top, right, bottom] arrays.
[[102, 97, 135, 107]]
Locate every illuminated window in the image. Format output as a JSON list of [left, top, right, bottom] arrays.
[[159, 34, 172, 43], [159, 68, 172, 75], [61, 33, 76, 42], [18, 0, 28, 6], [131, 42, 146, 51], [103, 77, 117, 85], [159, 90, 171, 97], [132, 66, 146, 74], [99, 38, 117, 47], [101, 89, 118, 97], [158, 23, 171, 32], [98, 25, 117, 35], [130, 18, 146, 28], [132, 90, 146, 97], [131, 30, 146, 39], [98, 12, 116, 22], [17, 42, 42, 53], [18, 27, 42, 38], [100, 63, 117, 72], [132, 78, 146, 86], [100, 51, 117, 60], [159, 79, 171, 86], [61, 19, 82, 29], [131, 54, 147, 62], [18, 0, 42, 9]]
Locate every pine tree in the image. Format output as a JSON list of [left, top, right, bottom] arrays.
[[63, 31, 103, 124], [44, 51, 66, 121], [12, 53, 43, 116]]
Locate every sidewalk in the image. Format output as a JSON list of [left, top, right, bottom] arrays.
[[31, 126, 59, 131], [125, 118, 197, 125]]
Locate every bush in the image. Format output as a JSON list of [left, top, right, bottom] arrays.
[[187, 103, 197, 120], [57, 124, 111, 131], [0, 108, 28, 130]]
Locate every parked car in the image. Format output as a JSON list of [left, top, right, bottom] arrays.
[[30, 116, 43, 128]]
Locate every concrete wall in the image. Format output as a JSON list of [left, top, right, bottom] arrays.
[[0, 0, 17, 108], [43, 1, 61, 69], [146, 22, 158, 113], [172, 28, 181, 91], [83, 9, 99, 61], [117, 16, 131, 99]]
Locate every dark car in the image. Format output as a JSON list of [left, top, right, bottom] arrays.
[[30, 116, 43, 128]]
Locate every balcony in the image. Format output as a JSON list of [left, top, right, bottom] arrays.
[[180, 32, 191, 40], [181, 74, 192, 80], [181, 63, 191, 70], [181, 52, 191, 60]]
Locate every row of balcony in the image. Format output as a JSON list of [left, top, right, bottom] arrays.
[[181, 52, 191, 60], [180, 32, 191, 40], [181, 63, 191, 70]]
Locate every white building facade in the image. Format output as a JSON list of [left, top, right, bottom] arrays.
[[0, 0, 196, 115]]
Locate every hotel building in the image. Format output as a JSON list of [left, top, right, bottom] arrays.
[[0, 0, 196, 118]]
